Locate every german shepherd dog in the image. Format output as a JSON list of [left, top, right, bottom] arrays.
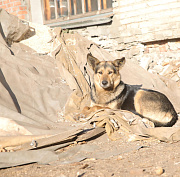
[[77, 54, 178, 127]]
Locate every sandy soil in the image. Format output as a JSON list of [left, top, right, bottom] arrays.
[[0, 133, 180, 177]]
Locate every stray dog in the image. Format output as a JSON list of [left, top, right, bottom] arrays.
[[77, 54, 178, 127]]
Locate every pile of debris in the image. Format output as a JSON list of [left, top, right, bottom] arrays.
[[139, 49, 180, 87], [72, 27, 180, 88]]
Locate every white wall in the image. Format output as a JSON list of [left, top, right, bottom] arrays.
[[30, 0, 44, 24]]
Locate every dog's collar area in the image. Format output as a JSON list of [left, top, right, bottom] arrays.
[[105, 83, 127, 105], [90, 81, 126, 106]]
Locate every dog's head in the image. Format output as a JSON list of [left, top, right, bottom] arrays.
[[87, 54, 125, 90]]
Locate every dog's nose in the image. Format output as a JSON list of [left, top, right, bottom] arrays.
[[102, 80, 108, 86]]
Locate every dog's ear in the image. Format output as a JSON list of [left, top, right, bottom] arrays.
[[87, 54, 100, 70], [113, 57, 125, 69]]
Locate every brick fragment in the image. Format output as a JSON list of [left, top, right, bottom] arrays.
[[144, 47, 149, 54], [159, 44, 167, 52], [18, 14, 25, 19], [12, 6, 19, 12], [7, 2, 13, 7], [14, 1, 21, 6], [18, 10, 27, 15], [19, 6, 27, 10], [2, 0, 10, 4]]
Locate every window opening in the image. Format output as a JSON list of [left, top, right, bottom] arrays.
[[43, 0, 112, 22]]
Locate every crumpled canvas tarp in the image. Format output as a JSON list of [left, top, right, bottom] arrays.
[[0, 9, 180, 168], [56, 30, 180, 141]]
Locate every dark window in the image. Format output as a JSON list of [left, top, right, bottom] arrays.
[[43, 0, 113, 26]]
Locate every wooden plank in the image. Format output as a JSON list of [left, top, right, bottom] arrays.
[[44, 0, 51, 20], [87, 0, 91, 12], [69, 0, 72, 15], [98, 0, 101, 10], [44, 8, 113, 24], [54, 0, 58, 19], [81, 0, 85, 13], [73, 0, 77, 15], [103, 0, 107, 9], [84, 0, 86, 12], [60, 0, 63, 15]]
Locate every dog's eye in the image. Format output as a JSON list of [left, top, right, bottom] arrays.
[[98, 71, 103, 74], [108, 71, 113, 74]]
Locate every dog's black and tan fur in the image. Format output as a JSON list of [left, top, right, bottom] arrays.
[[79, 54, 178, 127]]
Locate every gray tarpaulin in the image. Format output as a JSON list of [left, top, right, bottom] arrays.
[[0, 9, 180, 168]]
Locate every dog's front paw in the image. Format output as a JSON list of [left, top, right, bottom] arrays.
[[73, 112, 87, 121], [73, 106, 91, 121]]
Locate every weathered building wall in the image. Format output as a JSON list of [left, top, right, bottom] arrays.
[[71, 0, 180, 85], [0, 0, 30, 20]]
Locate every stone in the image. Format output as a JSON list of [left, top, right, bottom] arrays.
[[140, 56, 152, 70], [155, 167, 164, 175], [108, 32, 121, 39], [159, 44, 168, 52], [140, 33, 155, 43], [116, 44, 126, 51], [130, 47, 140, 56], [154, 32, 165, 41], [0, 9, 30, 43], [160, 65, 173, 75], [131, 28, 142, 35], [117, 155, 123, 160], [152, 64, 161, 72], [171, 75, 180, 82], [152, 65, 164, 74], [126, 48, 140, 59], [177, 70, 180, 78], [123, 36, 138, 43], [163, 30, 173, 38], [168, 42, 180, 51]]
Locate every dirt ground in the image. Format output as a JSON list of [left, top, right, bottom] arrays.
[[0, 133, 180, 177]]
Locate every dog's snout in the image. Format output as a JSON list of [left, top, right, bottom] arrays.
[[102, 80, 108, 86]]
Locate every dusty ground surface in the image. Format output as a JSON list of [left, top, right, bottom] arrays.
[[0, 133, 180, 177]]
